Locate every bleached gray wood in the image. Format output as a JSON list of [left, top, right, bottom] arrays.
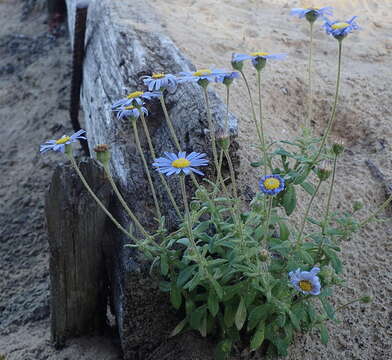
[[45, 158, 111, 348], [63, 0, 239, 357]]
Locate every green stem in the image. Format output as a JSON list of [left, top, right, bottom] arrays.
[[159, 95, 181, 151], [359, 193, 392, 228], [131, 119, 162, 219], [179, 175, 206, 266], [103, 164, 150, 238], [223, 149, 237, 199], [322, 154, 338, 234], [239, 69, 263, 149], [202, 87, 219, 173], [159, 94, 201, 190], [257, 69, 268, 174], [224, 85, 230, 135], [313, 40, 343, 164], [335, 298, 361, 313], [139, 111, 182, 218], [307, 21, 314, 129], [261, 197, 273, 247], [296, 179, 323, 247], [66, 154, 138, 242]]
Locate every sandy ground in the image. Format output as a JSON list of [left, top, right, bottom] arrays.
[[0, 0, 391, 359]]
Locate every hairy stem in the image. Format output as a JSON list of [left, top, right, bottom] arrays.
[[239, 69, 263, 149], [103, 164, 150, 238], [296, 179, 323, 247], [307, 21, 314, 129], [313, 40, 343, 164], [257, 69, 268, 174], [139, 111, 182, 218], [322, 153, 338, 234], [67, 154, 138, 242], [131, 119, 162, 219], [359, 193, 392, 228]]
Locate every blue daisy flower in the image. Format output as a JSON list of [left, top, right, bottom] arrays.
[[291, 6, 333, 22], [114, 105, 148, 120], [40, 129, 86, 153], [111, 91, 161, 110], [259, 174, 285, 195], [232, 52, 287, 71], [142, 73, 178, 92], [153, 151, 209, 176], [178, 68, 231, 86], [324, 16, 359, 39], [289, 267, 321, 296]]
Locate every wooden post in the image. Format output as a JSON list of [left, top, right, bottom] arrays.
[[45, 158, 112, 348]]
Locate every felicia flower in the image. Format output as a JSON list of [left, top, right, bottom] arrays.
[[232, 52, 287, 71], [324, 16, 359, 40], [111, 91, 161, 110], [40, 129, 86, 153], [290, 7, 333, 22], [153, 151, 208, 176], [259, 174, 285, 195], [178, 68, 229, 87], [114, 105, 148, 120], [142, 73, 178, 92], [289, 267, 321, 295]]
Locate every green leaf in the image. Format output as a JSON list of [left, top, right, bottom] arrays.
[[301, 181, 316, 195], [248, 304, 272, 330], [324, 248, 342, 274], [235, 297, 247, 330], [293, 167, 310, 185], [177, 265, 197, 287], [223, 302, 237, 327], [288, 311, 300, 330], [208, 290, 219, 317], [282, 184, 297, 216], [278, 220, 290, 241], [190, 305, 207, 329], [160, 253, 169, 276], [215, 339, 232, 360], [169, 318, 187, 337], [211, 278, 224, 299], [194, 221, 210, 233], [298, 249, 314, 264], [170, 284, 182, 309], [250, 322, 265, 351], [319, 323, 329, 345], [251, 160, 265, 168], [176, 238, 190, 246], [320, 297, 335, 320]]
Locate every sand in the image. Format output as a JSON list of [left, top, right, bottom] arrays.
[[0, 0, 391, 359]]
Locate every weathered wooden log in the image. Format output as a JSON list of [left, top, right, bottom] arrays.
[[62, 0, 240, 357], [45, 158, 112, 348]]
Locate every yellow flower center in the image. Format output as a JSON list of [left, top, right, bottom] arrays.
[[332, 22, 350, 30], [127, 91, 144, 99], [152, 73, 165, 79], [251, 52, 269, 57], [193, 69, 212, 76], [55, 136, 70, 145], [172, 158, 191, 168], [299, 280, 313, 292], [263, 178, 280, 190]]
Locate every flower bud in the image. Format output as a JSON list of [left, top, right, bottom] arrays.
[[360, 295, 372, 304], [259, 249, 270, 262], [353, 200, 364, 212], [216, 128, 230, 151], [94, 144, 111, 166], [316, 160, 332, 181], [332, 140, 345, 156]]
